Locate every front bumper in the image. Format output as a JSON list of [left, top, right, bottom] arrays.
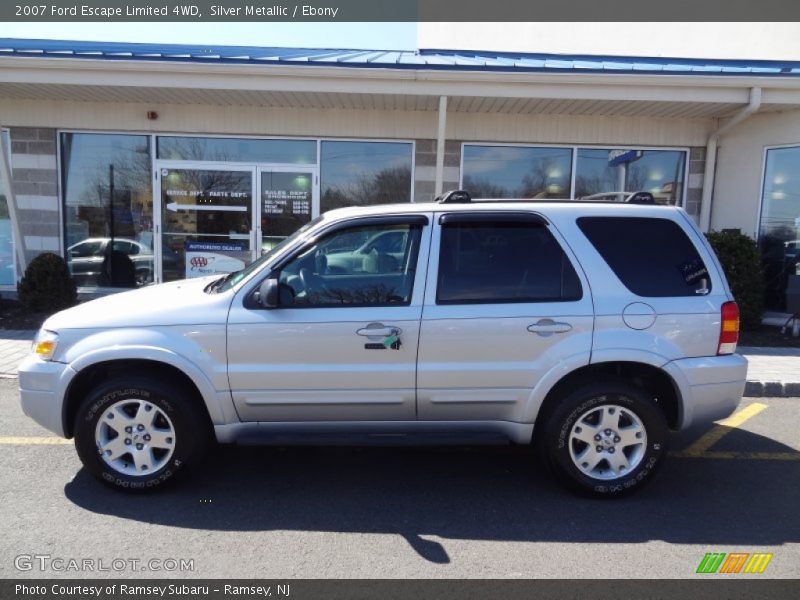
[[18, 355, 77, 437], [663, 353, 748, 430]]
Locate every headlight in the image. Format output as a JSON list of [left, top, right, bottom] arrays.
[[32, 330, 58, 361]]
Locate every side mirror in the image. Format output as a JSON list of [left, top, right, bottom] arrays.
[[258, 278, 279, 308]]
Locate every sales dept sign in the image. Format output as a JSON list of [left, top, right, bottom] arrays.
[[263, 189, 311, 217], [184, 240, 247, 279]]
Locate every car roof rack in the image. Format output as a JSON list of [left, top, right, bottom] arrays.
[[435, 190, 472, 204]]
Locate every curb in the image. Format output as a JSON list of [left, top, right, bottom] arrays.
[[744, 381, 800, 398]]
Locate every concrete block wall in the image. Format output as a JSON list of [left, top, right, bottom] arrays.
[[685, 146, 706, 221], [8, 127, 61, 265], [413, 139, 462, 202]]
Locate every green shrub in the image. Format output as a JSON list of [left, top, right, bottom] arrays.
[[17, 252, 77, 312], [705, 231, 764, 328]]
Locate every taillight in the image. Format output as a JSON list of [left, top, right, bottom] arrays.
[[718, 301, 740, 355]]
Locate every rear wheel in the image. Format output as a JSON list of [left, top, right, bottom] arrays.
[[74, 375, 210, 491], [537, 379, 668, 497]]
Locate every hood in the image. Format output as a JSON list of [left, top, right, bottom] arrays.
[[43, 276, 234, 331]]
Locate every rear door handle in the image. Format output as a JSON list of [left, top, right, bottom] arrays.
[[527, 319, 572, 335], [356, 326, 401, 337]]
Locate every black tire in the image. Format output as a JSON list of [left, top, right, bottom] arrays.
[[536, 378, 669, 498], [74, 375, 210, 492]]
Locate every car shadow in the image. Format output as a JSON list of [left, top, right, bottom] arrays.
[[64, 428, 800, 564]]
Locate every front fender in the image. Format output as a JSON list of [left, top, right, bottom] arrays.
[[59, 326, 237, 426]]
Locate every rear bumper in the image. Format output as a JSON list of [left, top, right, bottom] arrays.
[[663, 353, 748, 430], [18, 356, 76, 437]]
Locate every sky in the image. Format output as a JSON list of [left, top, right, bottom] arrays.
[[1, 22, 417, 50]]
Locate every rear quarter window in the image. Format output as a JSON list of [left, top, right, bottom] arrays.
[[577, 216, 711, 297]]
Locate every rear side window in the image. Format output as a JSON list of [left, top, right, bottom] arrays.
[[577, 217, 711, 297], [437, 221, 582, 304]]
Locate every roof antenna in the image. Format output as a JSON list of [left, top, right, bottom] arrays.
[[435, 190, 472, 204]]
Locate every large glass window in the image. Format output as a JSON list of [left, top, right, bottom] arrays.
[[61, 133, 153, 288], [461, 144, 687, 204], [157, 136, 317, 164], [759, 145, 800, 310], [277, 221, 423, 307], [575, 148, 686, 204], [437, 218, 582, 304], [0, 129, 14, 286], [461, 145, 573, 199], [320, 141, 413, 212]]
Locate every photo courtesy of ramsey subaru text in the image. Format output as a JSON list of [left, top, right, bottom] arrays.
[[19, 193, 747, 497]]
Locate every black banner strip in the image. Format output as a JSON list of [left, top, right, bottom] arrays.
[[3, 0, 800, 22], [3, 579, 800, 600]]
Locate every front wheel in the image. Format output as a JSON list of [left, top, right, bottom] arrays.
[[74, 376, 210, 491], [537, 379, 669, 497]]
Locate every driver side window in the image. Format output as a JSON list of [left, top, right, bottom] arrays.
[[277, 222, 423, 307]]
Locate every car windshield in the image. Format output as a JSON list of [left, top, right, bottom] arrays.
[[209, 216, 325, 293]]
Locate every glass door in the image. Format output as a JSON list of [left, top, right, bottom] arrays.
[[258, 166, 318, 255], [157, 162, 256, 282]]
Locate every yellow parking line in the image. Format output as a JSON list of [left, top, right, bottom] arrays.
[[0, 436, 71, 445], [697, 451, 800, 460], [676, 402, 768, 458]]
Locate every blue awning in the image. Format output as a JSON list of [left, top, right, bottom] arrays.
[[1, 38, 798, 77]]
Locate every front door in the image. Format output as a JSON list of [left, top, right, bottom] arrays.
[[157, 163, 256, 282], [156, 163, 320, 282], [226, 214, 433, 422]]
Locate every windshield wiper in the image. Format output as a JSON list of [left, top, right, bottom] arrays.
[[205, 269, 244, 294], [205, 272, 232, 293]]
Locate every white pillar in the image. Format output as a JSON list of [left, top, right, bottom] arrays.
[[434, 95, 448, 197], [0, 126, 26, 274]]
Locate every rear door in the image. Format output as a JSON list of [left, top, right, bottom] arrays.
[[416, 211, 594, 422]]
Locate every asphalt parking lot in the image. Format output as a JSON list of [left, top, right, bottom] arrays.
[[0, 378, 798, 579]]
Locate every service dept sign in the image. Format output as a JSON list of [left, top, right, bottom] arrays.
[[184, 240, 247, 279]]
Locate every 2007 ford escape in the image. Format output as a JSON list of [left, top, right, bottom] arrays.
[[19, 193, 747, 496]]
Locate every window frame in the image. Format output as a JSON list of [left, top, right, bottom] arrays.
[[460, 142, 690, 207], [319, 139, 416, 211], [253, 214, 429, 310], [59, 130, 156, 292], [435, 214, 584, 306], [756, 142, 800, 242], [58, 129, 417, 289]]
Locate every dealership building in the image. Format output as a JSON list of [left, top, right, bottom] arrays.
[[1, 35, 800, 309]]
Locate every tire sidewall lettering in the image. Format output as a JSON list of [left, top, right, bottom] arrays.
[[547, 383, 668, 497], [77, 383, 190, 490]]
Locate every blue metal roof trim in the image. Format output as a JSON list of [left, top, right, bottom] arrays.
[[0, 38, 799, 76]]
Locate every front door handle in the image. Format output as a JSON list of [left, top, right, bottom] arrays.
[[356, 325, 401, 337], [527, 319, 573, 335]]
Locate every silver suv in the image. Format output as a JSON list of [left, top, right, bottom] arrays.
[[19, 194, 747, 496]]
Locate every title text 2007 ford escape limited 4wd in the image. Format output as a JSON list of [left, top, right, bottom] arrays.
[[19, 194, 747, 497]]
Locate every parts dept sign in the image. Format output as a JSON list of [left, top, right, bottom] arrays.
[[184, 240, 246, 279]]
